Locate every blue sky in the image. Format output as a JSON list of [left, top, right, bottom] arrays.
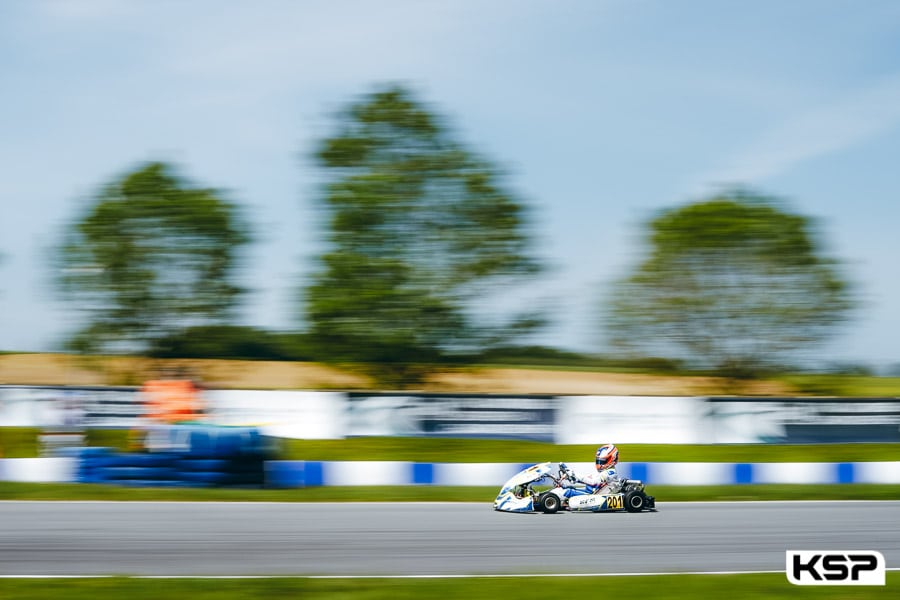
[[1, 0, 899, 368]]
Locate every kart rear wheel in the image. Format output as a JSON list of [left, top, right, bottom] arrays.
[[624, 490, 646, 512], [539, 492, 561, 514]]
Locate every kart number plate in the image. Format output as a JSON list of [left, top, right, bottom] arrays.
[[606, 495, 623, 510]]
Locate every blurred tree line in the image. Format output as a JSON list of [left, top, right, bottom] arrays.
[[55, 163, 250, 355], [606, 193, 854, 379], [52, 85, 855, 386]]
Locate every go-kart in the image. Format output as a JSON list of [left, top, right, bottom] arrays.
[[493, 462, 656, 514]]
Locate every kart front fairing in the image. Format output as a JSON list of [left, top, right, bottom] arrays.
[[493, 462, 554, 513]]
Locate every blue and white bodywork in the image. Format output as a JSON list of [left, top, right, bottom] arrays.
[[493, 462, 554, 513]]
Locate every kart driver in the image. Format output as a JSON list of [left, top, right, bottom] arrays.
[[560, 444, 620, 497]]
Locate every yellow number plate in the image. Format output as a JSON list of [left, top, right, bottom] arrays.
[[605, 494, 624, 510]]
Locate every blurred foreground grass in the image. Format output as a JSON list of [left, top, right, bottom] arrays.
[[2, 482, 899, 502], [0, 573, 897, 599]]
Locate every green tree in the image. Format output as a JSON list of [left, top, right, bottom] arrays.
[[305, 85, 541, 386], [56, 162, 251, 354], [606, 192, 854, 377]]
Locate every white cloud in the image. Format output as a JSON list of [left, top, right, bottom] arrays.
[[695, 74, 900, 188], [37, 0, 148, 22]]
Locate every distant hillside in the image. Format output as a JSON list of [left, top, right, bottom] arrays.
[[0, 353, 793, 395]]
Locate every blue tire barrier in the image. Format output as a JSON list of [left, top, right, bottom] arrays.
[[78, 472, 111, 484], [177, 458, 231, 471], [66, 426, 273, 488], [117, 479, 212, 488], [82, 454, 133, 469], [102, 466, 177, 480], [121, 453, 179, 467], [177, 470, 229, 484]]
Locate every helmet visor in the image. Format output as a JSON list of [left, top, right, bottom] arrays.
[[596, 451, 616, 468]]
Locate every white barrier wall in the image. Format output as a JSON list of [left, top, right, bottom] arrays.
[[4, 386, 900, 444], [856, 462, 900, 483], [432, 463, 525, 487], [5, 458, 900, 486], [703, 398, 900, 443], [554, 396, 708, 444], [753, 462, 836, 484], [323, 461, 411, 486], [205, 389, 346, 439], [0, 457, 77, 482], [345, 393, 557, 441], [644, 463, 735, 486]]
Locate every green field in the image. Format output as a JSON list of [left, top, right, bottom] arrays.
[[276, 438, 900, 463], [4, 428, 900, 462], [775, 374, 900, 396], [0, 573, 896, 599]]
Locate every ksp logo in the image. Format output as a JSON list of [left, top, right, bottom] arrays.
[[786, 550, 885, 586]]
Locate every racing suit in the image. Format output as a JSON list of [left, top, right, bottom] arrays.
[[559, 465, 620, 498]]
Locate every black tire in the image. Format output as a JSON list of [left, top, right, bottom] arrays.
[[624, 490, 646, 512], [539, 492, 561, 514]]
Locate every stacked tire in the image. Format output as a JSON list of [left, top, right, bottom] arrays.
[[68, 425, 274, 488], [176, 427, 271, 486]]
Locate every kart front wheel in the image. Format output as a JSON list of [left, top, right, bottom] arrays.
[[624, 490, 646, 512], [539, 492, 561, 514]]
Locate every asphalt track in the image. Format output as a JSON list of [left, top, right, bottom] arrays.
[[1, 501, 898, 576]]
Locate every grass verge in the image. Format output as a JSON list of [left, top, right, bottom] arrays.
[[776, 374, 900, 396], [0, 573, 897, 599], [2, 482, 900, 502], [277, 438, 900, 463], [5, 427, 900, 461]]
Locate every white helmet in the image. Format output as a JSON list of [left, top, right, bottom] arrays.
[[595, 444, 619, 471]]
